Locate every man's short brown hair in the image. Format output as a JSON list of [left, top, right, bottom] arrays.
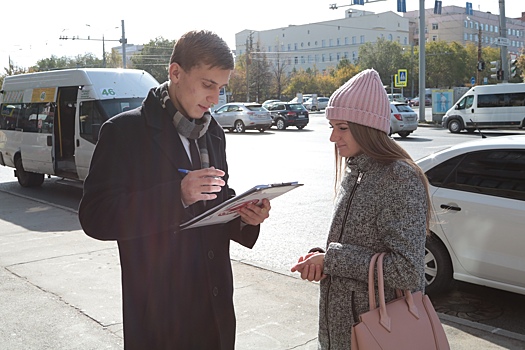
[[170, 30, 234, 71]]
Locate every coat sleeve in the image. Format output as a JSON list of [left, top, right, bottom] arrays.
[[78, 119, 185, 241], [324, 164, 428, 291]]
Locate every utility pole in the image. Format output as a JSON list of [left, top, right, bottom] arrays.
[[477, 26, 482, 85], [120, 20, 127, 69], [499, 0, 508, 82], [418, 0, 426, 122], [245, 32, 254, 102]]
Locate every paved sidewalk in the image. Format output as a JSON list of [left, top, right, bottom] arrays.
[[1, 190, 524, 349]]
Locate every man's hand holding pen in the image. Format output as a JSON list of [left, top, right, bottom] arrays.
[[180, 167, 225, 206]]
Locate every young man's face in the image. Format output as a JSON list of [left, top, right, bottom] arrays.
[[168, 62, 231, 120]]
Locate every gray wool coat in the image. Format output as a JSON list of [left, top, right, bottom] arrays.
[[317, 153, 428, 350]]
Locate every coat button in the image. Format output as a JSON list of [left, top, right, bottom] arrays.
[[208, 250, 214, 259], [213, 287, 218, 296]]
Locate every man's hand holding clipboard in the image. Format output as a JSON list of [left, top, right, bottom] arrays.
[[180, 182, 303, 230]]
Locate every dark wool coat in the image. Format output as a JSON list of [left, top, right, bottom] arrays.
[[318, 154, 428, 350], [78, 89, 260, 350]]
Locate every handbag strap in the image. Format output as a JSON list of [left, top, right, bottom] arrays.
[[368, 253, 420, 332]]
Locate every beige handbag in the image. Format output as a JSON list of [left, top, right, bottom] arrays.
[[351, 253, 450, 350]]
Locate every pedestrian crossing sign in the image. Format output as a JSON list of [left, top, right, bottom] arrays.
[[395, 69, 408, 87]]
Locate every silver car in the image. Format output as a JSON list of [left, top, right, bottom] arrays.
[[390, 102, 418, 138], [211, 103, 273, 133]]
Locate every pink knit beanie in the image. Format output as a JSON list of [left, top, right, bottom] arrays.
[[326, 69, 390, 134]]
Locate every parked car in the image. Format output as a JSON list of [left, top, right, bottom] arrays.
[[265, 102, 309, 130], [386, 93, 405, 103], [211, 103, 272, 133], [303, 97, 329, 111], [417, 135, 525, 296], [389, 102, 418, 138], [262, 99, 281, 109], [410, 96, 431, 106]]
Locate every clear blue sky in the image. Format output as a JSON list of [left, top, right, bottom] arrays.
[[1, 0, 522, 70]]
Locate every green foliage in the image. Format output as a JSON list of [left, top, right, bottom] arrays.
[[131, 37, 175, 84], [357, 38, 408, 86]]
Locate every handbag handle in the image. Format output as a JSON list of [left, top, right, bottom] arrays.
[[368, 253, 420, 332]]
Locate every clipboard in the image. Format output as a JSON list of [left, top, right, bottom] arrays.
[[180, 182, 303, 230]]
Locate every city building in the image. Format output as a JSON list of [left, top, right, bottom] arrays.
[[112, 44, 144, 68], [235, 9, 410, 75], [404, 5, 525, 53]]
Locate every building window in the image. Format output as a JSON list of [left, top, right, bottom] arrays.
[[352, 36, 356, 44], [268, 46, 272, 52], [337, 52, 340, 60], [281, 44, 285, 51], [470, 21, 473, 28], [294, 57, 298, 64], [360, 35, 365, 43], [345, 37, 349, 45], [344, 52, 349, 59], [337, 38, 340, 46], [432, 23, 438, 30], [301, 56, 305, 63], [287, 44, 291, 51], [495, 26, 498, 33], [308, 42, 310, 46], [322, 54, 326, 62], [470, 34, 473, 41], [464, 20, 468, 28], [352, 51, 357, 62], [294, 43, 298, 50], [464, 33, 468, 41], [388, 34, 393, 41], [329, 53, 333, 62], [315, 54, 319, 62], [322, 40, 326, 47], [315, 41, 318, 45], [485, 24, 489, 31], [490, 25, 493, 32], [301, 42, 304, 47], [329, 39, 333, 46], [404, 37, 407, 45]]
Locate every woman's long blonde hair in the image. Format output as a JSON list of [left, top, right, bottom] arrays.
[[334, 122, 432, 233]]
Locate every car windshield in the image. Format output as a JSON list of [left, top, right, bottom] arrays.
[[246, 105, 265, 111], [395, 104, 413, 112], [289, 103, 306, 111]]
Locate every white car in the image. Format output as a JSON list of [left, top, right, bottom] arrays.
[[417, 135, 525, 296], [390, 102, 418, 138], [303, 97, 329, 111]]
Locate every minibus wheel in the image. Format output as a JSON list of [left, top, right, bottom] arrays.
[[15, 157, 44, 187], [447, 119, 463, 133]]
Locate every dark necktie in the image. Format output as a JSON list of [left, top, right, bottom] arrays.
[[189, 139, 201, 170]]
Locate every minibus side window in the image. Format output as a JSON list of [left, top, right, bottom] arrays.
[[465, 95, 474, 109], [79, 101, 104, 144]]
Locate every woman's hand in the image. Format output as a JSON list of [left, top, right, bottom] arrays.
[[291, 252, 326, 282]]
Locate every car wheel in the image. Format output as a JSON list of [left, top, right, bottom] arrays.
[[276, 118, 286, 130], [15, 156, 44, 187], [311, 106, 317, 111], [297, 125, 306, 130], [234, 120, 246, 133], [398, 131, 410, 138], [425, 234, 453, 295], [447, 119, 463, 133]]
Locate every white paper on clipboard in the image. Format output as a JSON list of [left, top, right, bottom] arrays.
[[180, 182, 303, 230]]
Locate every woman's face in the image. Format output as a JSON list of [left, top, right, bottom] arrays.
[[329, 120, 362, 158]]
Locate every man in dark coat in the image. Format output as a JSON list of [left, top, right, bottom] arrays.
[[78, 30, 271, 350]]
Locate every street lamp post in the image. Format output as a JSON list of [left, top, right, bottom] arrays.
[[59, 21, 127, 68]]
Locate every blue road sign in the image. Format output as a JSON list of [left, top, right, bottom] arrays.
[[470, 77, 476, 85]]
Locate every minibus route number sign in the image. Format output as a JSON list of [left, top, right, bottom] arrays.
[[101, 88, 116, 97]]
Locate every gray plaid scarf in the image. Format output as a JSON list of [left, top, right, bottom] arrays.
[[154, 82, 210, 168]]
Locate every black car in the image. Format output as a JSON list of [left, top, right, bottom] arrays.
[[265, 102, 309, 130]]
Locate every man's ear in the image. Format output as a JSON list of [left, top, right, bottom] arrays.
[[169, 62, 182, 82]]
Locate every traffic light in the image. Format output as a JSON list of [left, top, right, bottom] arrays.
[[490, 60, 500, 80], [510, 59, 518, 78], [497, 69, 504, 81], [477, 61, 485, 71]]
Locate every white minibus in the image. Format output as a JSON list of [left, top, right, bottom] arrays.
[[0, 68, 158, 187], [442, 83, 525, 133]]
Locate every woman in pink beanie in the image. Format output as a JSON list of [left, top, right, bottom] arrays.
[[291, 69, 432, 349]]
